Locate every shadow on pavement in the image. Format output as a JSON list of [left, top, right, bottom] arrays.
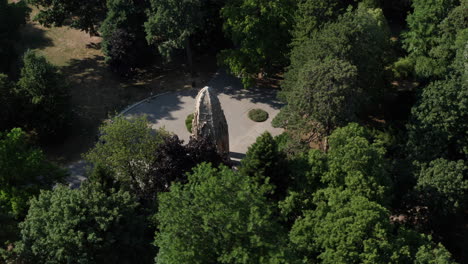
[[209, 70, 284, 110]]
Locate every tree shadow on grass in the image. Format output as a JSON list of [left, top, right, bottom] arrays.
[[18, 24, 53, 53], [47, 55, 151, 162]]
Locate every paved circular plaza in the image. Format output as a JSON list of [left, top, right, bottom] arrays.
[[123, 70, 284, 161]]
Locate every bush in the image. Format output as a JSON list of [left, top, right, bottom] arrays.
[[248, 109, 269, 122], [392, 57, 415, 79], [185, 113, 194, 133]]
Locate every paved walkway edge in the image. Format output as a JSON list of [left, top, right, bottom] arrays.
[[118, 91, 171, 116]]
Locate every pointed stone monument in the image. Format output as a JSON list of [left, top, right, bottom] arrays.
[[192, 86, 229, 159]]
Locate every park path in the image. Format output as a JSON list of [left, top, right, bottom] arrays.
[[65, 70, 284, 187]]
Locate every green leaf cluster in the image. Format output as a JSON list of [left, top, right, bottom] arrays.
[[16, 183, 149, 263], [219, 0, 295, 87], [155, 163, 285, 264]]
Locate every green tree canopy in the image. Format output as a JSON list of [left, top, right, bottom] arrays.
[[416, 158, 468, 215], [16, 50, 71, 140], [407, 76, 468, 162], [290, 189, 397, 264], [291, 0, 352, 46], [27, 0, 107, 35], [0, 128, 65, 218], [240, 131, 288, 196], [85, 116, 168, 196], [0, 128, 65, 247], [16, 183, 149, 263], [402, 0, 464, 79], [145, 0, 204, 73], [324, 123, 392, 204], [283, 6, 390, 100], [289, 188, 457, 263], [155, 163, 285, 264], [274, 58, 359, 140], [219, 0, 295, 87], [100, 0, 148, 75]]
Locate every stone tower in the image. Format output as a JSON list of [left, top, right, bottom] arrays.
[[192, 86, 229, 158]]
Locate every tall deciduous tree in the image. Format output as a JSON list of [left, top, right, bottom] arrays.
[[219, 0, 295, 87], [402, 0, 462, 79], [16, 183, 150, 263], [0, 128, 65, 247], [324, 123, 391, 204], [155, 163, 285, 264], [27, 0, 107, 35], [16, 50, 71, 140], [283, 6, 390, 100], [407, 76, 468, 162], [291, 0, 350, 46], [100, 0, 149, 75], [416, 159, 468, 215], [145, 0, 204, 75], [85, 116, 168, 196], [240, 132, 288, 196], [274, 58, 359, 141], [289, 188, 456, 263]]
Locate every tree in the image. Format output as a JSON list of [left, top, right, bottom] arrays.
[[324, 123, 392, 204], [274, 58, 359, 141], [16, 50, 71, 140], [402, 0, 461, 79], [185, 136, 225, 167], [279, 149, 327, 221], [145, 0, 204, 75], [15, 183, 150, 263], [144, 135, 227, 201], [291, 0, 350, 46], [290, 190, 397, 264], [27, 0, 107, 35], [0, 128, 65, 247], [155, 163, 285, 264], [240, 132, 288, 196], [416, 159, 468, 215], [219, 0, 295, 87], [414, 243, 458, 264], [85, 116, 168, 196], [289, 187, 457, 263], [100, 0, 149, 75], [407, 76, 468, 162], [0, 0, 30, 73], [281, 6, 390, 104]]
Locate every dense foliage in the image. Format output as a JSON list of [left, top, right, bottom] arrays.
[[1, 0, 467, 263], [155, 163, 284, 264], [248, 109, 269, 122], [16, 51, 71, 140], [27, 0, 107, 35], [0, 128, 65, 248], [16, 183, 149, 263], [219, 0, 295, 87]]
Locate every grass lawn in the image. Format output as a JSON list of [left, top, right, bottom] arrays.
[[18, 7, 217, 164]]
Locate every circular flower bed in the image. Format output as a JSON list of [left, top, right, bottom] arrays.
[[248, 109, 269, 122]]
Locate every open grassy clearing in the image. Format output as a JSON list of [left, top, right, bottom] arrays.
[[18, 7, 217, 164]]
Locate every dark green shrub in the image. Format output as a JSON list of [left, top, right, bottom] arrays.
[[248, 109, 269, 122], [186, 113, 194, 133]]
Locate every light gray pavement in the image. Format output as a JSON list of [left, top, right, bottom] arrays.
[[123, 70, 284, 162], [65, 70, 284, 185]]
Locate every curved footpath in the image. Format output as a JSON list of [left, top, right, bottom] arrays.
[[66, 70, 284, 187]]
